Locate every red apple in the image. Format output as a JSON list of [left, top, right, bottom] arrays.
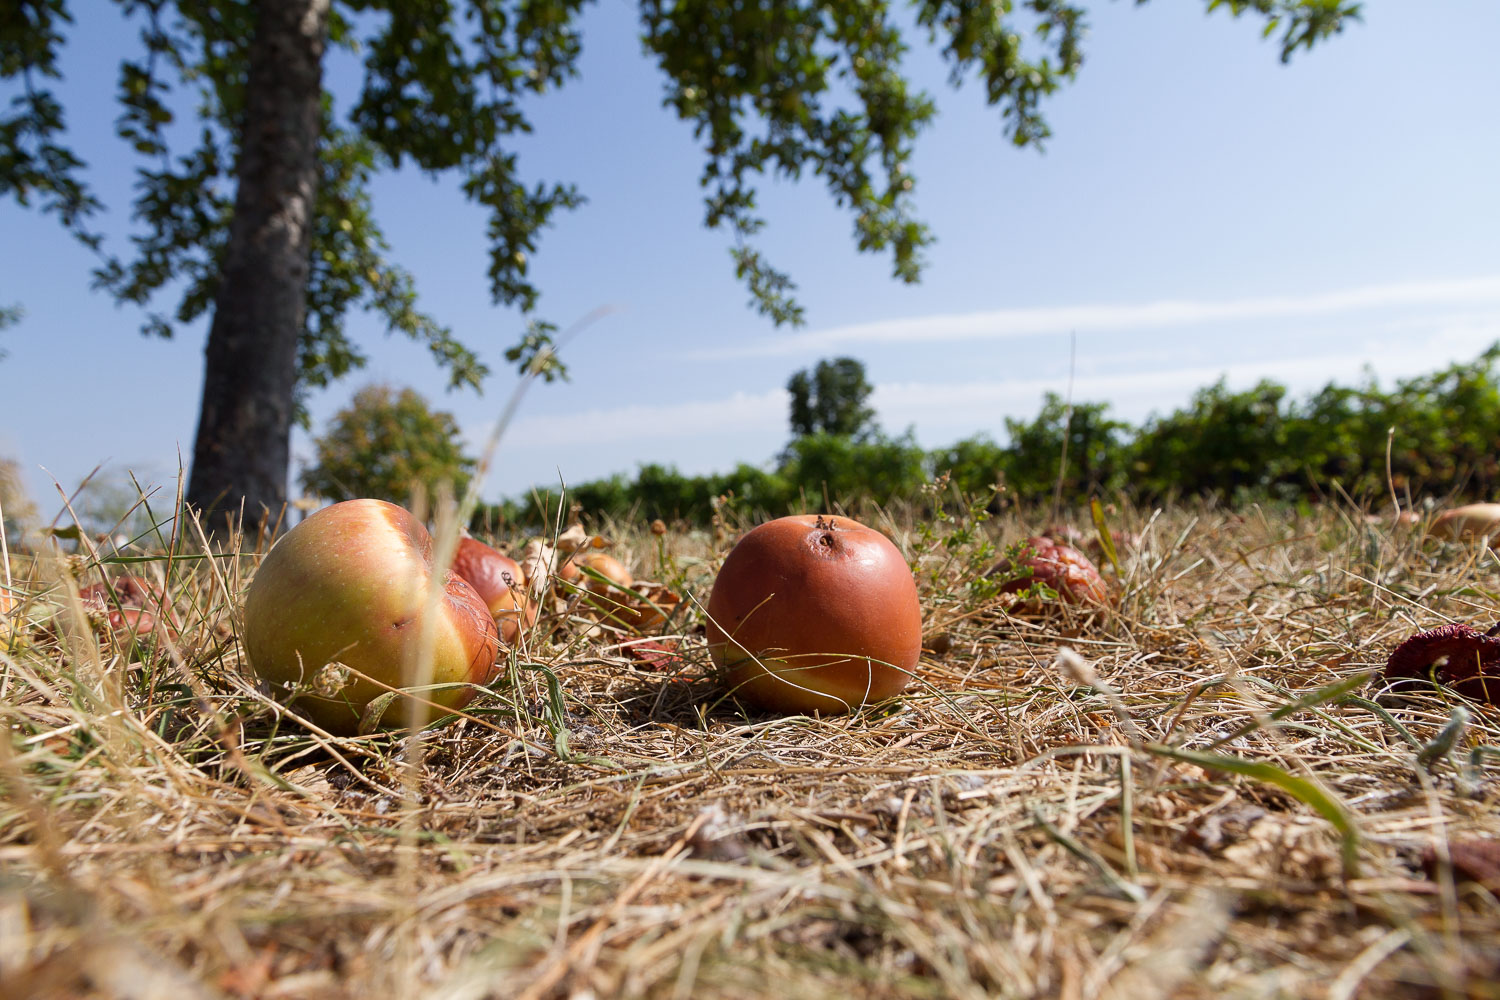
[[242, 499, 500, 734], [79, 574, 179, 640], [451, 536, 536, 644], [705, 514, 922, 714]]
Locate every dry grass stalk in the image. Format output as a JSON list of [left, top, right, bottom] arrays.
[[1, 496, 1498, 998]]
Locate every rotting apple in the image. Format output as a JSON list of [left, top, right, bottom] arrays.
[[242, 499, 500, 735], [79, 574, 179, 640], [451, 536, 536, 644], [988, 536, 1109, 605], [705, 514, 922, 714]]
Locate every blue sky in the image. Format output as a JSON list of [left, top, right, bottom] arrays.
[[3, 1, 1499, 518]]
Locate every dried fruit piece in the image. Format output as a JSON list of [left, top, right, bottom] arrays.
[[988, 537, 1109, 605], [1430, 503, 1500, 546], [1421, 839, 1500, 891], [604, 582, 682, 633], [622, 638, 686, 672]]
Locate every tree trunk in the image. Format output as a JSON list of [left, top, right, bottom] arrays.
[[185, 0, 330, 531]]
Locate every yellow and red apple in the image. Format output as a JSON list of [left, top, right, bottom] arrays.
[[242, 499, 500, 734]]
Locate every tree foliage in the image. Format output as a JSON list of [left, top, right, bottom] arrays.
[[1003, 393, 1131, 500], [1, 0, 1361, 514], [787, 356, 877, 439], [0, 302, 19, 361], [3, 0, 1362, 378], [300, 384, 476, 505]]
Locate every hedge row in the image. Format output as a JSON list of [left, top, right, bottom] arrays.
[[477, 344, 1500, 529]]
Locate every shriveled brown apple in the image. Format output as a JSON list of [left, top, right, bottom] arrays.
[[988, 536, 1109, 605]]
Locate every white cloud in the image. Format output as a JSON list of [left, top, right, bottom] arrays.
[[688, 274, 1500, 360], [496, 388, 787, 451], [880, 314, 1500, 430]]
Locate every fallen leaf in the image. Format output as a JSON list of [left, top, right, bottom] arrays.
[[621, 638, 685, 672]]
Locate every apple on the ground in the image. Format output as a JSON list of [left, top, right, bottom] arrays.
[[242, 499, 500, 734], [705, 514, 922, 714]]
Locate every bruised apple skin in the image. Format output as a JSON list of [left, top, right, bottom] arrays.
[[242, 499, 501, 734], [451, 537, 536, 644], [705, 514, 922, 714], [989, 536, 1109, 605], [79, 574, 179, 639]]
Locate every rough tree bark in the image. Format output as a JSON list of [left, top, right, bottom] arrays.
[[185, 0, 330, 530]]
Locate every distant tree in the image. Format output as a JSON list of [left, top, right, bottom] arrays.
[[0, 303, 19, 361], [1, 1, 1359, 522], [1131, 379, 1292, 500], [72, 467, 166, 542], [779, 430, 927, 506], [1377, 345, 1500, 497], [300, 385, 475, 505], [1, 457, 38, 545], [787, 357, 878, 439], [1003, 393, 1131, 502]]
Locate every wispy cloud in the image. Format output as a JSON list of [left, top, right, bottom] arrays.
[[689, 274, 1500, 360], [497, 389, 786, 451], [879, 314, 1500, 428], [492, 313, 1500, 456]]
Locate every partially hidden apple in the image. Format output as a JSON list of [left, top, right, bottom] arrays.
[[79, 574, 179, 641], [705, 514, 922, 714], [988, 536, 1109, 605], [577, 551, 632, 596], [451, 536, 537, 644], [1430, 503, 1500, 547], [242, 499, 500, 734]]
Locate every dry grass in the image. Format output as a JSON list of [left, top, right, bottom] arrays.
[[2, 496, 1499, 999]]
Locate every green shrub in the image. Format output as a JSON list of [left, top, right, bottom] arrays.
[[480, 344, 1500, 527]]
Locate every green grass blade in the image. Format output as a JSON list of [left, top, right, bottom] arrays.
[[1089, 498, 1122, 575], [1146, 742, 1360, 878]]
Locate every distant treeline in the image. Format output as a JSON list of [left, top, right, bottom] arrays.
[[477, 344, 1500, 529]]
